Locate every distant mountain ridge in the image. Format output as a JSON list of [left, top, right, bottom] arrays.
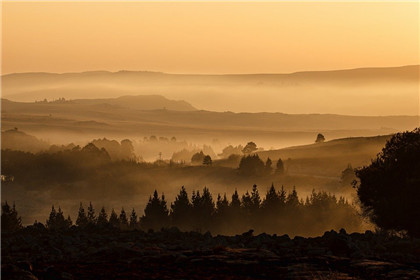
[[2, 65, 419, 115], [2, 95, 196, 112]]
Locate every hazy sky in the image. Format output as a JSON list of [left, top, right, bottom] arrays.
[[1, 1, 419, 74]]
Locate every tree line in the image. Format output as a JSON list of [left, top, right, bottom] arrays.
[[2, 184, 362, 236]]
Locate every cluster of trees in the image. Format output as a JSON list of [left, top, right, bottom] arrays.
[[2, 185, 362, 236], [1, 201, 22, 232], [191, 151, 212, 165], [91, 138, 136, 161], [238, 155, 284, 177], [171, 145, 216, 163], [137, 185, 361, 235]]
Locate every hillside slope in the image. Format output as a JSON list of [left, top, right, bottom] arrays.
[[258, 135, 391, 177]]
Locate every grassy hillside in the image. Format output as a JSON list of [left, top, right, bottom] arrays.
[[258, 135, 391, 177]]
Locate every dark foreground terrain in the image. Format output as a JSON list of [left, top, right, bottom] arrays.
[[2, 228, 420, 280]]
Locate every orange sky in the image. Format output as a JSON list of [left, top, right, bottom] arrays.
[[1, 1, 419, 74]]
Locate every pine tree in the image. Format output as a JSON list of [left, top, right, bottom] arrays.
[[76, 202, 88, 228], [46, 205, 57, 229], [231, 190, 241, 209], [119, 208, 129, 229], [265, 157, 273, 174], [191, 187, 215, 232], [140, 190, 169, 230], [46, 205, 70, 230], [97, 206, 109, 226], [250, 184, 261, 211], [56, 207, 66, 229], [129, 208, 138, 229], [66, 215, 73, 227], [276, 158, 285, 175], [216, 194, 229, 214], [262, 184, 280, 210], [109, 208, 119, 228], [286, 186, 300, 207], [241, 191, 253, 212], [279, 185, 286, 205], [87, 202, 96, 225], [170, 186, 192, 230]]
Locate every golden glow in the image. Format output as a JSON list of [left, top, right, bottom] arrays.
[[1, 2, 419, 74]]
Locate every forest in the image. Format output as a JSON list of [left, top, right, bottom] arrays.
[[2, 183, 362, 237]]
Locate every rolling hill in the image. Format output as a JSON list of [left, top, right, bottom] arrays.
[[258, 135, 391, 177], [2, 65, 419, 115], [1, 97, 417, 150]]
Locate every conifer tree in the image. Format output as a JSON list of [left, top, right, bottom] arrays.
[[241, 191, 253, 212], [87, 202, 96, 225], [265, 157, 273, 174], [140, 190, 169, 230], [119, 208, 129, 229], [216, 193, 229, 214], [279, 185, 287, 205], [56, 207, 66, 228], [276, 158, 285, 175], [97, 207, 108, 227], [262, 184, 280, 210], [76, 202, 88, 227], [46, 205, 57, 229], [250, 184, 261, 211], [286, 186, 300, 207], [191, 187, 215, 232], [109, 208, 119, 228], [129, 208, 138, 229], [66, 215, 73, 227], [46, 205, 71, 230], [170, 186, 192, 230], [231, 190, 241, 209]]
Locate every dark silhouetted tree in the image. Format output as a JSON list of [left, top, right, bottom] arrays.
[[46, 205, 71, 230], [191, 151, 206, 164], [238, 155, 265, 176], [87, 202, 96, 225], [286, 187, 299, 208], [119, 208, 129, 229], [141, 190, 169, 230], [276, 158, 285, 175], [250, 184, 261, 212], [216, 194, 229, 216], [97, 207, 108, 227], [170, 186, 192, 230], [265, 157, 273, 174], [191, 187, 215, 232], [356, 128, 420, 237], [1, 202, 22, 232], [76, 203, 88, 228], [109, 209, 119, 228], [315, 133, 325, 143], [203, 155, 212, 166], [242, 142, 258, 154], [129, 208, 138, 229], [262, 184, 281, 211]]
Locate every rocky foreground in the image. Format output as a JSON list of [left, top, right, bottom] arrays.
[[2, 227, 420, 280]]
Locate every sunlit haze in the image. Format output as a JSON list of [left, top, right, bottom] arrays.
[[2, 1, 419, 74]]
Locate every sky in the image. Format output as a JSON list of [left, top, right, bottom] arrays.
[[1, 1, 419, 74]]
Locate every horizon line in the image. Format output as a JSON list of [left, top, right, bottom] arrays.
[[2, 64, 419, 77]]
